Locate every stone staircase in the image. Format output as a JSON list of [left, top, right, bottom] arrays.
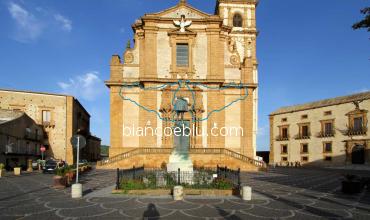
[[97, 148, 267, 171]]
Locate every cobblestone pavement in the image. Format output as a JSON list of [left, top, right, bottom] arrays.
[[0, 168, 369, 219]]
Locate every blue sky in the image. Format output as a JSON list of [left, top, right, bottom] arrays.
[[0, 0, 369, 150]]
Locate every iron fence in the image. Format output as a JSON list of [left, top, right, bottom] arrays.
[[116, 166, 241, 190]]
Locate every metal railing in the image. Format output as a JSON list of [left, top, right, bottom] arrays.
[[294, 133, 311, 140], [346, 127, 367, 136], [275, 135, 289, 141], [116, 166, 241, 190], [317, 131, 335, 138]]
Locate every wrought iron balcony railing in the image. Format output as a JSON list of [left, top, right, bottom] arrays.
[[275, 135, 289, 141], [346, 127, 367, 136], [294, 133, 311, 140], [317, 131, 335, 138]]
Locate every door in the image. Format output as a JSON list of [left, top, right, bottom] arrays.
[[352, 145, 365, 164]]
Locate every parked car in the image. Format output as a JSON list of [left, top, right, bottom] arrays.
[[43, 160, 58, 174], [43, 160, 67, 174], [78, 159, 88, 166]]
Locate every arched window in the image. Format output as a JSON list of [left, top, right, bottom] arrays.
[[233, 13, 243, 27]]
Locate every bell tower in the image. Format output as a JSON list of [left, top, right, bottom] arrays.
[[216, 0, 259, 157], [215, 0, 258, 63]]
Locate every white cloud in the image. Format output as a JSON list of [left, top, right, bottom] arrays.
[[58, 72, 105, 101], [7, 2, 72, 43], [54, 13, 72, 32], [8, 2, 43, 43]]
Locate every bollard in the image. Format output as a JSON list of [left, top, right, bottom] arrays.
[[71, 183, 83, 199], [242, 186, 252, 201], [173, 186, 184, 201], [14, 167, 21, 176], [27, 159, 33, 172]]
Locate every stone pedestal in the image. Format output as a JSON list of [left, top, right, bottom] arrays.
[[173, 186, 184, 201], [167, 151, 193, 172]]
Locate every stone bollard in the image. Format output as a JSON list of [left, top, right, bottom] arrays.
[[173, 186, 184, 201], [14, 167, 21, 176], [71, 183, 83, 199], [27, 159, 33, 172], [242, 186, 252, 201]]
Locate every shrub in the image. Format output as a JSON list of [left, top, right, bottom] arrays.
[[0, 163, 4, 169], [211, 177, 234, 190], [120, 179, 146, 190], [56, 167, 66, 177]]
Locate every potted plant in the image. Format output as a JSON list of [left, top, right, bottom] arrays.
[[65, 165, 76, 186], [53, 167, 67, 189], [342, 174, 363, 194], [0, 163, 5, 178]]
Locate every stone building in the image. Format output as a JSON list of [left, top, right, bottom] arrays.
[[103, 0, 265, 170], [269, 92, 370, 167], [0, 89, 101, 164], [0, 109, 44, 170]]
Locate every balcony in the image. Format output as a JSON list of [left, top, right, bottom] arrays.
[[275, 135, 289, 141], [24, 133, 43, 141], [317, 131, 335, 138], [346, 127, 367, 136], [5, 144, 40, 156], [295, 133, 311, 140]]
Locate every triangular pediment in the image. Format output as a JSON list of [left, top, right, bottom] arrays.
[[148, 3, 211, 19]]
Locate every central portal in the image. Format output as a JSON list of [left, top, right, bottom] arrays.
[[167, 120, 194, 174]]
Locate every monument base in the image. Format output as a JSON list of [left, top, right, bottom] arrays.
[[167, 151, 194, 184]]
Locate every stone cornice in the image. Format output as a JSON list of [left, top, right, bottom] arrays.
[[105, 79, 258, 88]]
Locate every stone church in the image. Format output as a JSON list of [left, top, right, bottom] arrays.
[[103, 0, 265, 170]]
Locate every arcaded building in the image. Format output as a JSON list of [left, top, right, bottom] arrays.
[[0, 89, 101, 164], [270, 92, 370, 167], [103, 0, 265, 170]]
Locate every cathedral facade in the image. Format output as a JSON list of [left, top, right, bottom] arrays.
[[104, 0, 262, 170]]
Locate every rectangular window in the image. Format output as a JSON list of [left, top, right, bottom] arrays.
[[302, 125, 309, 137], [282, 127, 288, 139], [301, 144, 308, 153], [301, 156, 309, 162], [281, 157, 288, 161], [42, 110, 51, 123], [281, 118, 287, 122], [324, 111, 332, 116], [324, 142, 332, 153], [176, 44, 189, 67], [301, 114, 308, 119], [324, 122, 333, 135], [354, 117, 363, 131], [281, 145, 288, 154]]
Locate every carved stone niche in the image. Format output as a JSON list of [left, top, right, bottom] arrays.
[[168, 30, 197, 79], [159, 85, 204, 148]]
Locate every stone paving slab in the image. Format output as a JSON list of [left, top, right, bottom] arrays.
[[0, 168, 369, 219]]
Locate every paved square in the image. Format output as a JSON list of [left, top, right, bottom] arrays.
[[0, 168, 369, 219]]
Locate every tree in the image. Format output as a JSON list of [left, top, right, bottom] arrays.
[[352, 7, 370, 31]]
